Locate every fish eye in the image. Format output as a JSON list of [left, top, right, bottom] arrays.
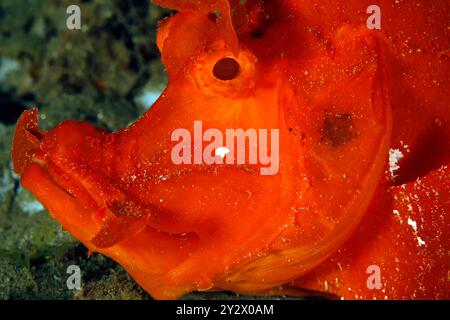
[[212, 57, 240, 81]]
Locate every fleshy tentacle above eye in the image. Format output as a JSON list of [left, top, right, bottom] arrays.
[[154, 0, 238, 54]]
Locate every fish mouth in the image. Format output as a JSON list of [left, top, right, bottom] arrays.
[[12, 109, 285, 248], [12, 109, 153, 249], [12, 112, 98, 246], [11, 109, 294, 298]]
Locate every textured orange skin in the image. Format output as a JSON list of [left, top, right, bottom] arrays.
[[11, 1, 449, 299], [295, 165, 450, 299]]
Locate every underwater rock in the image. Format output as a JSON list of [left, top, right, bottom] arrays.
[[0, 0, 169, 128], [0, 259, 37, 299]]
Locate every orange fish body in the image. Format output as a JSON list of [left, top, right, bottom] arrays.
[[12, 0, 449, 299]]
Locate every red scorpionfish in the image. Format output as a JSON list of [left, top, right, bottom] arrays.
[[11, 0, 449, 299]]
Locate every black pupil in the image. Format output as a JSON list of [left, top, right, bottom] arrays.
[[212, 57, 240, 81]]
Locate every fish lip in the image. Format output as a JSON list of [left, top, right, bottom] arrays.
[[12, 108, 45, 175], [13, 117, 103, 228], [19, 160, 98, 247], [24, 154, 149, 249]]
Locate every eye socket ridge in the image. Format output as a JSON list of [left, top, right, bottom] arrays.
[[192, 48, 257, 98]]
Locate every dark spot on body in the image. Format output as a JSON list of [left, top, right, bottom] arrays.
[[207, 12, 218, 23], [251, 28, 265, 39], [321, 112, 356, 147], [208, 11, 221, 23]]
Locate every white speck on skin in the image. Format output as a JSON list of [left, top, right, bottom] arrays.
[[417, 236, 426, 246], [407, 218, 418, 232], [215, 147, 230, 159], [407, 217, 426, 247], [389, 149, 404, 178]]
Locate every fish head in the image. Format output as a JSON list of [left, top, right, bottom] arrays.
[[11, 0, 394, 298]]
